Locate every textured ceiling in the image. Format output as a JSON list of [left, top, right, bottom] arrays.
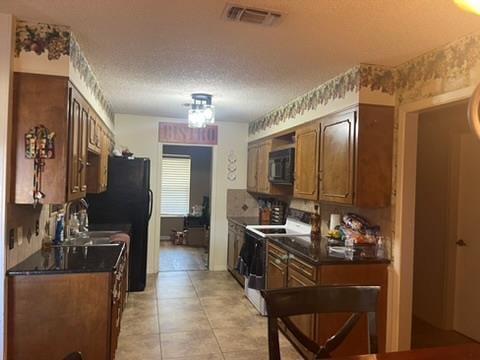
[[2, 0, 480, 122]]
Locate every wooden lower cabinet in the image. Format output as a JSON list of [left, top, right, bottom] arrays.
[[286, 268, 316, 343], [7, 252, 127, 360], [266, 241, 388, 358], [227, 221, 245, 286], [266, 254, 287, 289]]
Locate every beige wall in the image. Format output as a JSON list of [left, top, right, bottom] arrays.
[[115, 114, 249, 272], [413, 102, 469, 329]]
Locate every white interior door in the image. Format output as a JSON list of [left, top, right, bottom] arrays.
[[453, 133, 480, 341]]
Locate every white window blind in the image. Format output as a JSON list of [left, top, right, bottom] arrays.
[[161, 156, 191, 216]]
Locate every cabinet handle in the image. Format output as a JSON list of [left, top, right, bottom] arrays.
[[78, 159, 84, 172]]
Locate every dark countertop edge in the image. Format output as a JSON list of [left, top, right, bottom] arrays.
[[227, 217, 260, 227], [7, 268, 118, 276], [6, 242, 126, 276], [267, 237, 391, 266]]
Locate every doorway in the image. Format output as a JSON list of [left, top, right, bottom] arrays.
[[159, 145, 212, 272], [411, 102, 479, 348]]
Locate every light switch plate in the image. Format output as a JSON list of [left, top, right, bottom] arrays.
[[8, 229, 15, 250], [17, 226, 23, 246]]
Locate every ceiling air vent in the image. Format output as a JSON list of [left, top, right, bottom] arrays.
[[224, 4, 282, 26]]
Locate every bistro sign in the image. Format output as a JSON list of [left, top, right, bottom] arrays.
[[158, 122, 218, 145]]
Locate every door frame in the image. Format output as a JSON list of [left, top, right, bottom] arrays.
[[389, 85, 475, 351], [0, 13, 14, 358], [156, 143, 215, 271]]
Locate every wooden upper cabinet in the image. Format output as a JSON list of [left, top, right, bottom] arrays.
[[319, 111, 355, 204], [247, 144, 259, 192], [256, 140, 272, 194], [88, 113, 101, 154], [294, 122, 320, 200], [87, 126, 110, 194], [319, 105, 394, 207], [68, 84, 88, 201], [11, 73, 111, 204]]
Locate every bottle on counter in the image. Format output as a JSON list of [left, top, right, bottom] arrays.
[[376, 236, 386, 259], [311, 205, 321, 239], [53, 213, 65, 245]]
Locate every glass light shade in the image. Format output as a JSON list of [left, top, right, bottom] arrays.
[[188, 108, 207, 128], [203, 105, 215, 124], [455, 0, 480, 15]]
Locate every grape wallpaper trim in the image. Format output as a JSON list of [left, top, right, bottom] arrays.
[[15, 20, 114, 122], [249, 31, 480, 135]]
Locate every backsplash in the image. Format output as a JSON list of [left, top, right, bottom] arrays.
[[6, 203, 62, 269], [226, 189, 260, 218]]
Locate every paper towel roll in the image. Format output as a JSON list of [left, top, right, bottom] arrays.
[[329, 214, 341, 231]]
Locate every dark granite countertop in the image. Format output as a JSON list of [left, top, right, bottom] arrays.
[[228, 216, 260, 227], [268, 236, 390, 266], [7, 243, 125, 276]]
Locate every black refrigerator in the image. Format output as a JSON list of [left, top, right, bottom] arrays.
[[87, 157, 153, 291]]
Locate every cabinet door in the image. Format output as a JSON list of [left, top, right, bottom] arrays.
[[100, 129, 109, 191], [287, 268, 316, 340], [68, 86, 82, 198], [88, 114, 100, 153], [227, 225, 236, 271], [79, 106, 88, 193], [267, 254, 287, 289], [236, 229, 245, 263], [247, 145, 258, 192], [319, 112, 355, 204], [294, 123, 320, 200], [256, 141, 271, 194]]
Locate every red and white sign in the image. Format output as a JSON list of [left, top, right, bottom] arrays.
[[158, 122, 218, 145]]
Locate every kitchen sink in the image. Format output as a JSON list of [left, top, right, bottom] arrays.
[[54, 236, 120, 247]]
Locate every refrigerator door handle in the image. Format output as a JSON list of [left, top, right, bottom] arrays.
[[148, 189, 153, 221]]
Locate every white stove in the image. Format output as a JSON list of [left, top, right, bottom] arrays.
[[246, 217, 311, 239]]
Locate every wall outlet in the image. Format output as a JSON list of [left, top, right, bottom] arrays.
[[17, 226, 23, 246], [8, 229, 15, 250]]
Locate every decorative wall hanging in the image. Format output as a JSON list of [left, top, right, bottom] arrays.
[[25, 125, 55, 205], [227, 150, 237, 181]]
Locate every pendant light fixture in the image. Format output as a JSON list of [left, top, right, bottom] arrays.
[[454, 0, 480, 15], [188, 93, 215, 128]]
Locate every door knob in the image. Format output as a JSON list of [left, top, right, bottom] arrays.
[[456, 239, 467, 247]]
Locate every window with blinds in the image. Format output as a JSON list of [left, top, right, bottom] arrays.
[[160, 156, 191, 216]]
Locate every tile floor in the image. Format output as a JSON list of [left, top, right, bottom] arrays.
[[116, 271, 302, 359], [159, 241, 208, 271]]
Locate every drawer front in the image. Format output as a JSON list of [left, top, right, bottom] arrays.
[[288, 254, 317, 282], [268, 242, 288, 261]]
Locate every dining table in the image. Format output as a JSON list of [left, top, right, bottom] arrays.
[[335, 343, 480, 359]]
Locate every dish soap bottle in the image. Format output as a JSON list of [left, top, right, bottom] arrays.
[[53, 213, 64, 245]]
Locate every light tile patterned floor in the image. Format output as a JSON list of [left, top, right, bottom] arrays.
[[159, 242, 208, 271], [116, 271, 302, 359]]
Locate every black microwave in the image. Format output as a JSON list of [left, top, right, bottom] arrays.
[[268, 148, 295, 185]]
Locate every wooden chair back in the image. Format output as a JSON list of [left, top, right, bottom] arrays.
[[63, 352, 83, 360], [262, 285, 380, 359]]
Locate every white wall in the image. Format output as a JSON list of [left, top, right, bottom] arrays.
[[0, 12, 14, 360], [115, 114, 248, 273]]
